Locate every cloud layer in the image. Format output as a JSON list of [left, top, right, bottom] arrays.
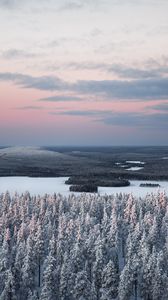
[[51, 109, 168, 129], [0, 0, 168, 145], [0, 72, 168, 100], [58, 62, 168, 79]]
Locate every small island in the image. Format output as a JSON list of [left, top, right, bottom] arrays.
[[69, 184, 98, 193], [66, 176, 130, 186], [68, 178, 131, 193]]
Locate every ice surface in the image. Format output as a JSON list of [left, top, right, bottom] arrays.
[[126, 161, 145, 164], [98, 180, 168, 197], [126, 167, 144, 171], [0, 177, 168, 198], [0, 177, 70, 196]]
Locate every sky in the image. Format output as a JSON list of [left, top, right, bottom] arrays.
[[0, 0, 168, 146]]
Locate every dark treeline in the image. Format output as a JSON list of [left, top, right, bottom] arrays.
[[0, 190, 168, 299]]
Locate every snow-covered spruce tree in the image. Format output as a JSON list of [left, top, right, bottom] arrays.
[[107, 206, 119, 250], [13, 240, 26, 297], [100, 259, 119, 300], [118, 260, 134, 300], [140, 246, 157, 300], [59, 251, 75, 300], [21, 234, 36, 299], [34, 221, 45, 289], [0, 268, 17, 300], [40, 251, 58, 300], [151, 250, 168, 300], [0, 230, 12, 295], [92, 235, 106, 300], [73, 270, 92, 300]]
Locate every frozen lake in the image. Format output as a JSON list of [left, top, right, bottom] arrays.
[[99, 181, 168, 198], [126, 167, 144, 171], [0, 177, 168, 198], [126, 161, 145, 164], [0, 177, 71, 196]]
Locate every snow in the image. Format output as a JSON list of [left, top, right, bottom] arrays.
[[116, 162, 145, 168], [0, 177, 70, 196], [98, 180, 168, 198], [126, 167, 144, 171], [0, 146, 61, 157], [126, 161, 145, 164], [0, 177, 168, 198], [2, 190, 167, 299]]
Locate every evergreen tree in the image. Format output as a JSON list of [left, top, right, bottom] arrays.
[[40, 252, 58, 300], [0, 269, 17, 300], [74, 270, 92, 300], [100, 259, 119, 300]]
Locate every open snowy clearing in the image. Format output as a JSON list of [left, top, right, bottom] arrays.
[[0, 177, 168, 197]]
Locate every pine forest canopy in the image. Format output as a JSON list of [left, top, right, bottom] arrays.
[[0, 191, 168, 300]]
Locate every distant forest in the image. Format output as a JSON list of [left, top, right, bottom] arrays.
[[0, 191, 168, 299]]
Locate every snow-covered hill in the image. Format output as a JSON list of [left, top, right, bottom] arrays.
[[0, 146, 61, 157]]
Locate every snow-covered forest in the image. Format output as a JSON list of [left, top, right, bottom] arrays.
[[0, 191, 168, 300]]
